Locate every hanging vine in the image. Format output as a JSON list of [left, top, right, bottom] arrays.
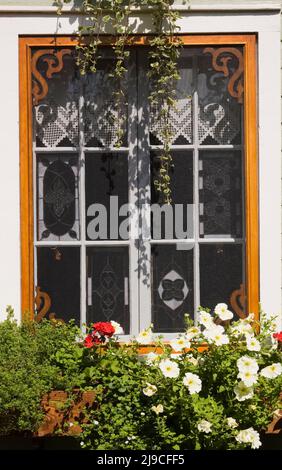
[[56, 0, 190, 203]]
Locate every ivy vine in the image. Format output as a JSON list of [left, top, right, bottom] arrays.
[[57, 0, 190, 203]]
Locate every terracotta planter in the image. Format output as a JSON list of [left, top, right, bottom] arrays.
[[36, 389, 96, 437]]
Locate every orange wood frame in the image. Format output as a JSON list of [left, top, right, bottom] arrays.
[[19, 34, 259, 321]]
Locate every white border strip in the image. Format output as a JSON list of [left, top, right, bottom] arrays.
[[0, 3, 280, 14]]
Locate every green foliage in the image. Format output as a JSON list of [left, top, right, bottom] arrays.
[[0, 306, 281, 449], [78, 315, 282, 450], [0, 308, 84, 435], [57, 0, 191, 203]]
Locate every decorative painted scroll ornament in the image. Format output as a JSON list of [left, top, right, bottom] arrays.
[[35, 286, 64, 322], [203, 47, 244, 104], [230, 283, 246, 319], [31, 49, 72, 105]]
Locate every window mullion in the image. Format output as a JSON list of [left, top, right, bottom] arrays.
[[138, 50, 152, 332], [79, 83, 86, 328], [128, 50, 140, 337], [193, 55, 200, 323]]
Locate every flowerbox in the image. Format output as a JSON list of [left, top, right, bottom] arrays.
[[36, 389, 96, 437]]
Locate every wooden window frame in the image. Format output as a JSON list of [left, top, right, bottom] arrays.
[[19, 34, 259, 321]]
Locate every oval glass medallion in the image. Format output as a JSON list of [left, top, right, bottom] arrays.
[[43, 160, 76, 236]]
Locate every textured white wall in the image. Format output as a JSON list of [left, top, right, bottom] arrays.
[[0, 5, 280, 326]]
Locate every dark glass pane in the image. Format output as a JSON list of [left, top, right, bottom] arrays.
[[37, 247, 80, 323], [197, 47, 243, 145], [150, 54, 193, 145], [200, 244, 244, 319], [37, 154, 79, 241], [84, 52, 128, 147], [151, 151, 194, 239], [152, 244, 194, 332], [199, 151, 242, 238], [87, 247, 129, 334], [33, 51, 79, 148], [85, 153, 128, 240]]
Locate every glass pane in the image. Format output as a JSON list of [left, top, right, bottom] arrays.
[[83, 52, 129, 147], [197, 47, 243, 145], [199, 151, 242, 238], [151, 151, 194, 239], [36, 247, 80, 323], [150, 54, 193, 145], [37, 154, 80, 241], [86, 247, 130, 334], [200, 244, 244, 319], [85, 153, 128, 240], [33, 51, 79, 148], [152, 244, 194, 332]]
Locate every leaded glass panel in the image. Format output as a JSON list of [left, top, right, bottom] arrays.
[[37, 154, 80, 241], [197, 48, 243, 145], [33, 51, 80, 148], [86, 247, 130, 333], [83, 54, 129, 147], [150, 55, 193, 145], [200, 244, 243, 319], [199, 151, 242, 238], [37, 247, 80, 323], [85, 153, 129, 241], [151, 151, 194, 239], [152, 244, 194, 332]]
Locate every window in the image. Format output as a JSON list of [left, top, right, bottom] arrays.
[[19, 35, 258, 335]]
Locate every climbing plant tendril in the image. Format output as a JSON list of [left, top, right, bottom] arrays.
[[57, 0, 190, 203]]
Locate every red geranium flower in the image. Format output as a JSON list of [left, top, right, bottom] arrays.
[[84, 334, 102, 348], [92, 322, 115, 337], [273, 332, 282, 342], [84, 334, 95, 348]]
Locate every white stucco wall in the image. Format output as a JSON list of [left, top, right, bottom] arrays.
[[0, 1, 280, 327]]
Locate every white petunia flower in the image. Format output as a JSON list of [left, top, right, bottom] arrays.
[[198, 311, 215, 329], [260, 363, 282, 379], [237, 356, 259, 374], [197, 420, 212, 434], [235, 427, 261, 449], [237, 370, 258, 387], [226, 417, 238, 429], [110, 320, 124, 335], [203, 327, 229, 346], [183, 372, 202, 394], [231, 321, 254, 337], [170, 335, 191, 352], [143, 383, 158, 397], [205, 324, 225, 334], [186, 326, 201, 340], [245, 334, 261, 352], [170, 354, 182, 361], [136, 327, 153, 344], [186, 355, 199, 366], [159, 359, 180, 378], [214, 303, 234, 321], [93, 420, 99, 425], [234, 381, 254, 401], [145, 352, 159, 365], [151, 404, 163, 415]]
